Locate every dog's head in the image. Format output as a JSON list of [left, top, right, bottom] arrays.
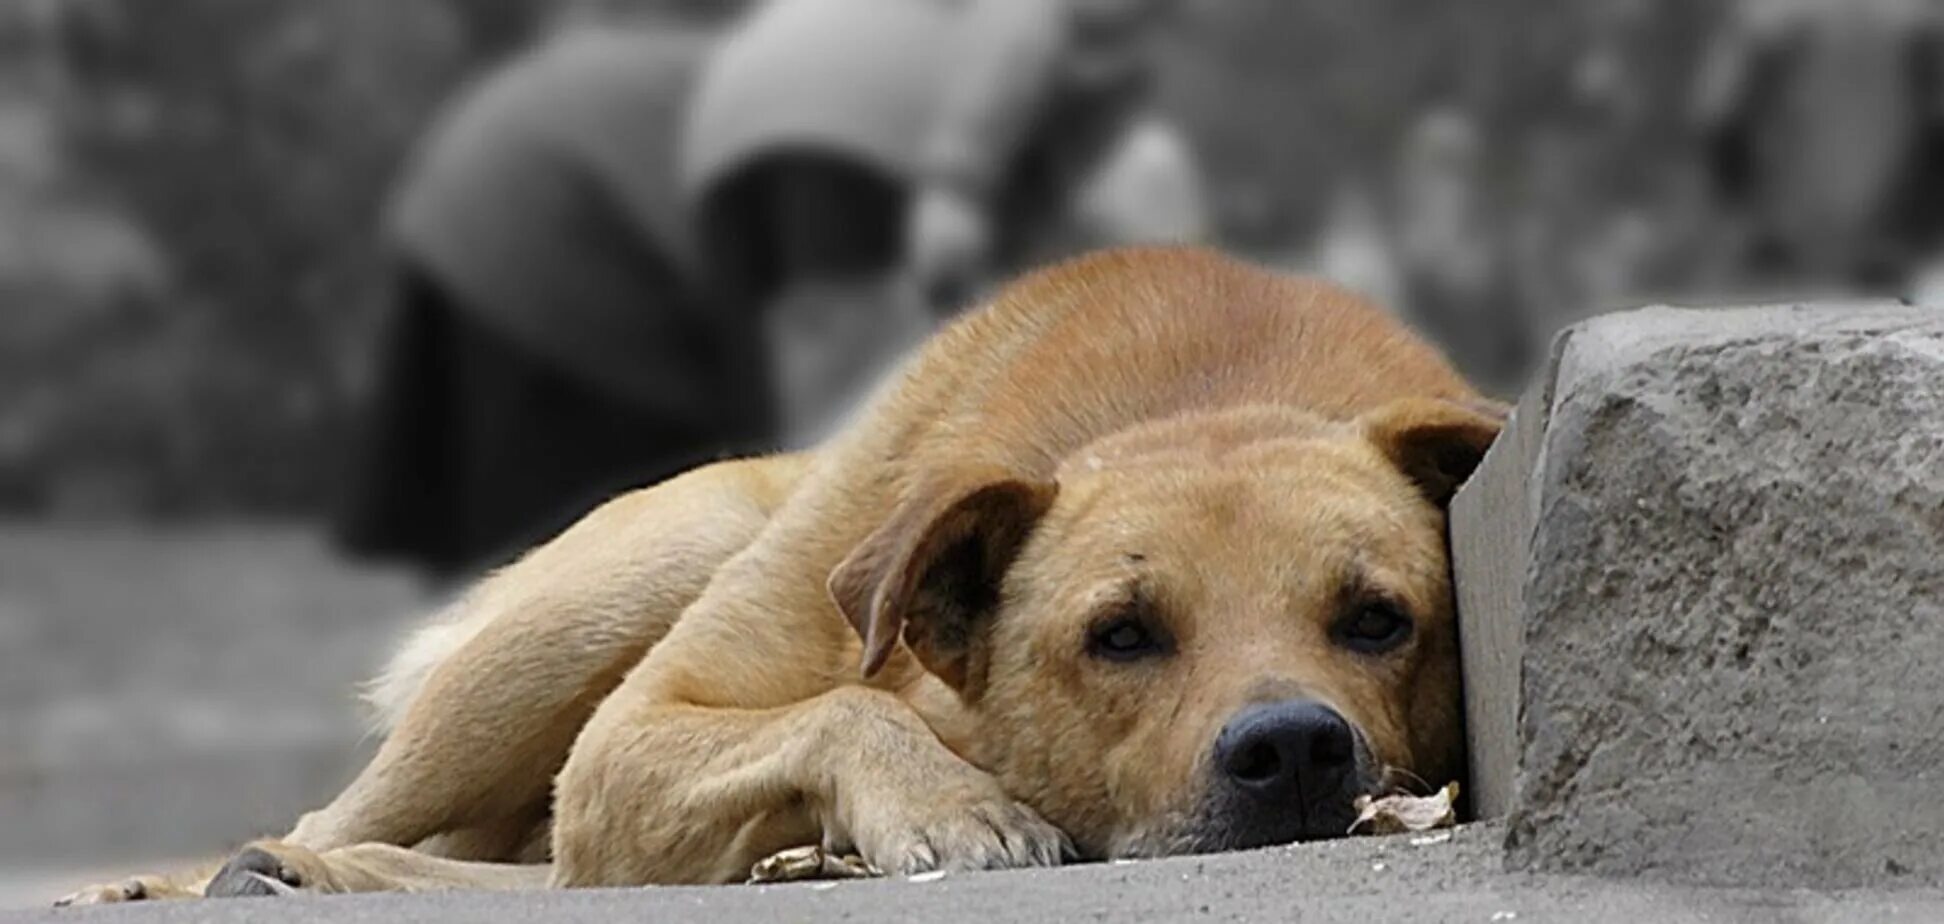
[[830, 397, 1499, 858]]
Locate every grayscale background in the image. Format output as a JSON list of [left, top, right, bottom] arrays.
[[2, 0, 1937, 906]]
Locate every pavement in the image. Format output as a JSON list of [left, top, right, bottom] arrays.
[[6, 824, 1942, 923], [0, 523, 431, 905]]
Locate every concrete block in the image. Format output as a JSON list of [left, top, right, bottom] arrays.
[[1451, 303, 1944, 888]]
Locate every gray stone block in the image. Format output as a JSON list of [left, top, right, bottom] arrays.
[[1451, 303, 1944, 888]]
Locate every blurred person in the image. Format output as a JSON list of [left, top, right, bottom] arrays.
[[682, 0, 1208, 447], [338, 1, 1208, 577], [1387, 108, 1531, 397], [335, 23, 771, 582], [1694, 0, 1944, 294]]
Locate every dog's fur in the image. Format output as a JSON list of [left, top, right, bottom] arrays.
[[58, 247, 1500, 904]]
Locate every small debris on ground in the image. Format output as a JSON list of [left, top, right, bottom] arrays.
[[906, 870, 949, 884], [747, 846, 882, 884], [1409, 831, 1454, 847], [1349, 781, 1460, 836]]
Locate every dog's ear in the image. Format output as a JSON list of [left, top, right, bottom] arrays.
[[1360, 397, 1505, 505], [828, 468, 1057, 695]]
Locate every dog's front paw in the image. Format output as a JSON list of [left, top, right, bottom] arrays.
[[203, 843, 334, 898], [53, 874, 195, 907], [847, 782, 1069, 875]]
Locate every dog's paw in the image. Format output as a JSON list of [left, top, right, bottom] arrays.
[[52, 875, 190, 907], [204, 843, 331, 898], [848, 785, 1070, 876]]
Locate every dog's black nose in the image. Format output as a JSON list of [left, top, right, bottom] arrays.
[[1215, 699, 1356, 805]]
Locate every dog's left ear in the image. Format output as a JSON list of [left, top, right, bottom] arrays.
[[1360, 397, 1506, 505], [828, 467, 1057, 695]]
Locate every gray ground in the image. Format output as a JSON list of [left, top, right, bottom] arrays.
[[7, 824, 1943, 923], [0, 523, 431, 906]]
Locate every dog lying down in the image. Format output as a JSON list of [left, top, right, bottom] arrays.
[[58, 246, 1500, 905]]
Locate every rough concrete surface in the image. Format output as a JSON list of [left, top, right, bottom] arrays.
[[1488, 304, 1944, 887], [11, 824, 1944, 924]]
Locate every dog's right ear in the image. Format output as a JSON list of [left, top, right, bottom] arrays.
[[1359, 396, 1505, 506], [827, 466, 1057, 695]]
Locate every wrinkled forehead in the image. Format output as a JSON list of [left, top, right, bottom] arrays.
[[1027, 448, 1448, 613]]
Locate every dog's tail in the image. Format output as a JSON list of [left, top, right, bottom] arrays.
[[360, 588, 495, 736]]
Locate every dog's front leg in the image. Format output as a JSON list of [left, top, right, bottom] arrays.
[[551, 684, 1067, 886]]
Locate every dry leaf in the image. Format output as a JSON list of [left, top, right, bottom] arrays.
[[1348, 781, 1459, 836], [747, 845, 882, 884]]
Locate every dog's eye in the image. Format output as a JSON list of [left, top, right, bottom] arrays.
[[1332, 602, 1413, 654], [1087, 615, 1170, 662]]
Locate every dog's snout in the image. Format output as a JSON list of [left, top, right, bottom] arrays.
[[1214, 699, 1355, 807]]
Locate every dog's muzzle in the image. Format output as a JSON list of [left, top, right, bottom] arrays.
[[1198, 698, 1372, 850]]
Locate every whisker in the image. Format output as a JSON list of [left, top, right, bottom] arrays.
[[1379, 764, 1432, 796]]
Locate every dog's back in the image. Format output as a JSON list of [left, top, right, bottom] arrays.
[[851, 246, 1474, 467]]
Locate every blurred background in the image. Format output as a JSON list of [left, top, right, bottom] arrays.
[[3, 0, 1941, 905]]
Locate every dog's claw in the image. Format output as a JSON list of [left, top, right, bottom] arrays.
[[205, 846, 305, 899], [244, 871, 300, 895]]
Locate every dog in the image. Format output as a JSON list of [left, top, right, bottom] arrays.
[[57, 246, 1501, 904]]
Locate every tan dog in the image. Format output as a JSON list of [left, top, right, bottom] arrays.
[[57, 247, 1500, 905]]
